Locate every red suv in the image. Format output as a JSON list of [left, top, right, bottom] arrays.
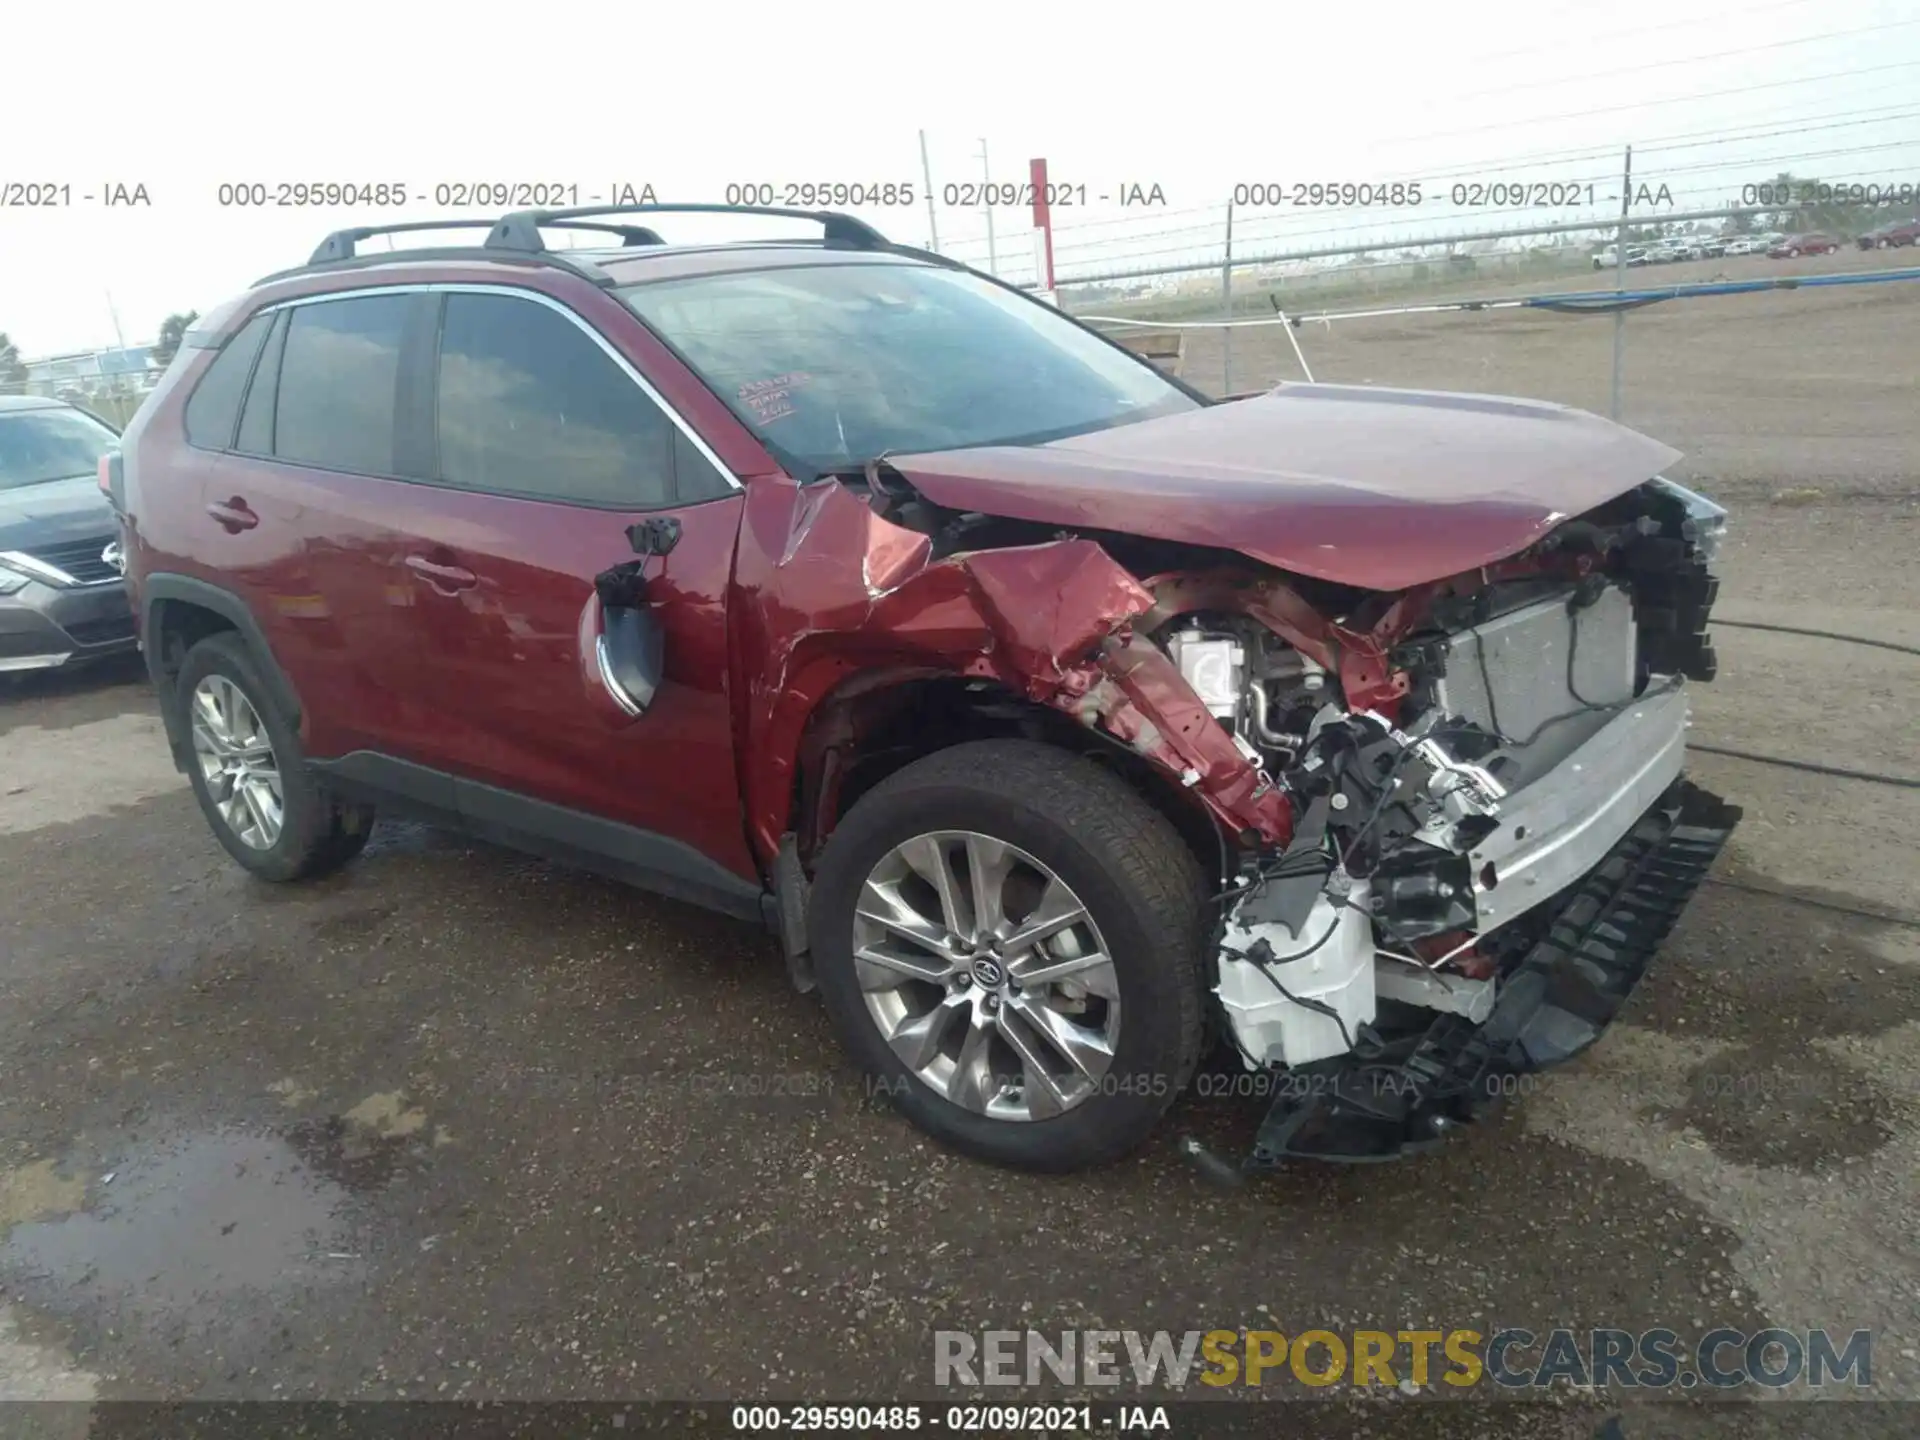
[[1857, 218, 1920, 249], [1767, 232, 1840, 257], [110, 205, 1739, 1173]]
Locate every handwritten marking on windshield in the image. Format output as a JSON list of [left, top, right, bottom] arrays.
[[741, 373, 813, 424]]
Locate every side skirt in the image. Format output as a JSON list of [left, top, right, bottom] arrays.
[[308, 751, 775, 927]]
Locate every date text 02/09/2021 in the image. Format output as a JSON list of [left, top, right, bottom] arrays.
[[726, 1404, 1168, 1433], [210, 181, 661, 209]]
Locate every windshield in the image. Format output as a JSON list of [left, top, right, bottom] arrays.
[[0, 407, 119, 492], [617, 262, 1198, 475]]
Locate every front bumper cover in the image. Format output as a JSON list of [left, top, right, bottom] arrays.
[[1246, 777, 1741, 1165], [0, 579, 137, 671]]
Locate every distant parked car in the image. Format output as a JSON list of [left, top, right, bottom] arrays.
[[1687, 238, 1728, 260], [1643, 241, 1688, 264], [1594, 244, 1656, 269], [0, 396, 135, 675], [1723, 237, 1765, 256], [1768, 232, 1839, 258], [1856, 218, 1920, 249]]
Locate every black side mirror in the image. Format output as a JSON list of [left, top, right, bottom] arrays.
[[597, 606, 664, 716], [592, 518, 681, 717], [627, 516, 681, 557]]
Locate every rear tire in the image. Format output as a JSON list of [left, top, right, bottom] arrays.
[[809, 739, 1208, 1172], [174, 632, 374, 882]]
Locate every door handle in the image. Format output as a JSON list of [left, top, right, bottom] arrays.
[[205, 498, 258, 532], [404, 554, 478, 592]]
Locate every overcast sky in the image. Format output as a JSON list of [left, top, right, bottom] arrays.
[[3, 0, 1915, 352]]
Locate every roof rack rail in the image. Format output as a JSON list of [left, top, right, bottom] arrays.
[[311, 218, 666, 265], [310, 220, 494, 264], [255, 246, 618, 289], [484, 203, 890, 254]]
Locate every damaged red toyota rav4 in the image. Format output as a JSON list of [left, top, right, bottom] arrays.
[[108, 204, 1739, 1173]]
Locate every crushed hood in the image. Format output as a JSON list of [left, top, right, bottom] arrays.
[[888, 382, 1683, 592]]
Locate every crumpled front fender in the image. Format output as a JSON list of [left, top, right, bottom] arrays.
[[735, 477, 1295, 865]]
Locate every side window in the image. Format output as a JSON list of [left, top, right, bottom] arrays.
[[435, 292, 685, 508], [183, 312, 272, 450], [234, 311, 289, 456], [274, 294, 411, 474], [672, 429, 730, 503]]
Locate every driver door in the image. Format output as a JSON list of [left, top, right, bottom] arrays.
[[389, 286, 756, 892]]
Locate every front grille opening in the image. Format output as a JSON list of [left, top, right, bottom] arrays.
[[25, 536, 120, 585]]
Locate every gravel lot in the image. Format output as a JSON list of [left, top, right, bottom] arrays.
[[1, 360, 1915, 1434], [1165, 246, 1920, 503]]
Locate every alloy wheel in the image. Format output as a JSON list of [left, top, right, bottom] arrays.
[[189, 675, 284, 850], [851, 830, 1121, 1122]]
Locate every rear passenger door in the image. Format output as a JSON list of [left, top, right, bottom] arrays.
[[222, 290, 446, 764], [396, 287, 753, 881]]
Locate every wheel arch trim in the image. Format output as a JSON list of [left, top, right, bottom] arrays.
[[142, 573, 303, 763]]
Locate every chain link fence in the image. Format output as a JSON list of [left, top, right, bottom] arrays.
[[1053, 210, 1919, 506], [1, 363, 155, 430]]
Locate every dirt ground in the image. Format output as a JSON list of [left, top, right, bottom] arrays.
[[1161, 246, 1920, 501], [1, 312, 1917, 1435]]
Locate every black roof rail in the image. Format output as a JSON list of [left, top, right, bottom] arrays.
[[310, 218, 666, 265], [484, 203, 890, 253], [310, 220, 495, 264], [254, 246, 618, 289]]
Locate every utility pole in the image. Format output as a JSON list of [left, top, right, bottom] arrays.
[[1221, 199, 1235, 395], [919, 130, 940, 252], [979, 139, 998, 274], [104, 291, 129, 352], [1610, 144, 1632, 422]]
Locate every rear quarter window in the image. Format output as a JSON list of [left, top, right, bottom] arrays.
[[183, 312, 273, 450], [273, 294, 412, 475], [235, 312, 290, 456]]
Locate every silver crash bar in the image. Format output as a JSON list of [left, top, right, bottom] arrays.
[[1467, 683, 1691, 931]]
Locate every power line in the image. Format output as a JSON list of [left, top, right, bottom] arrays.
[[952, 98, 1920, 258], [1042, 105, 1920, 246], [1626, 139, 1920, 187], [1468, 0, 1833, 65], [941, 98, 1920, 269], [1639, 100, 1920, 154], [1373, 59, 1920, 146], [1419, 18, 1919, 108], [1052, 173, 1904, 284]]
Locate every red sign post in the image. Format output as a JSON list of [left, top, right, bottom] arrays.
[[1029, 156, 1057, 301]]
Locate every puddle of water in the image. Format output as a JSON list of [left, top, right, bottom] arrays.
[[0, 1130, 360, 1335]]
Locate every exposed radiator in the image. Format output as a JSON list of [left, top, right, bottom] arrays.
[[1433, 584, 1637, 747]]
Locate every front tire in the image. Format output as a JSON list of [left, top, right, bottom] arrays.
[[809, 740, 1208, 1172], [175, 632, 374, 882]]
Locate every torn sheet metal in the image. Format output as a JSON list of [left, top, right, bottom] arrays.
[[737, 477, 1293, 863]]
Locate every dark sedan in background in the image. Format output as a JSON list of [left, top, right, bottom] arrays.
[[1857, 218, 1920, 249], [0, 395, 137, 674]]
